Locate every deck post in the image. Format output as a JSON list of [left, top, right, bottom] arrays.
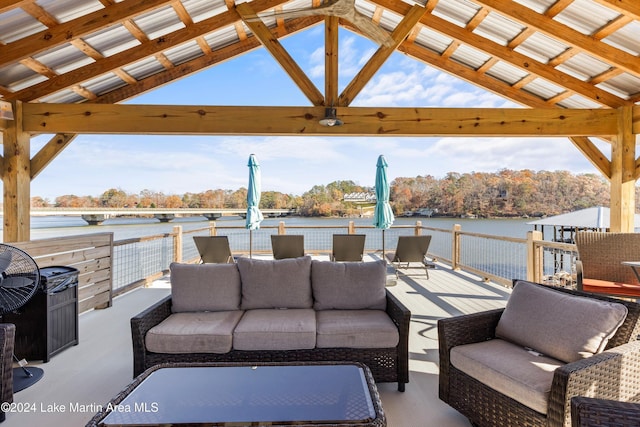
[[173, 225, 182, 263], [609, 106, 636, 232], [414, 220, 422, 235], [526, 230, 543, 282], [209, 221, 217, 236], [348, 221, 355, 234], [452, 224, 461, 270], [278, 221, 286, 235], [2, 101, 31, 242]]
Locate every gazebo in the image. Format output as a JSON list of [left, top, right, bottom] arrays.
[[0, 0, 639, 242]]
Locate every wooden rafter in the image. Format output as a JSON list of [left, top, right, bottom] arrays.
[[474, 0, 640, 79], [237, 2, 324, 106]]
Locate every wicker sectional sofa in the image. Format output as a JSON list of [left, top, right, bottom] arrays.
[[131, 256, 411, 391]]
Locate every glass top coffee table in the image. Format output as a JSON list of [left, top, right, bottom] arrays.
[[88, 362, 386, 427]]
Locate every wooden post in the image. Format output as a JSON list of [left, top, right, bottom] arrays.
[[278, 221, 286, 235], [2, 101, 31, 242], [209, 221, 217, 236], [452, 224, 461, 270], [610, 106, 636, 232], [415, 220, 422, 235], [526, 230, 543, 282], [173, 225, 182, 263], [348, 220, 355, 234]]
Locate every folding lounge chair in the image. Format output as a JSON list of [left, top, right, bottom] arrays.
[[193, 236, 234, 263], [331, 234, 366, 262], [385, 235, 434, 279], [271, 235, 305, 259]]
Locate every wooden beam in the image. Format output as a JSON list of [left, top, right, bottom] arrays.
[[0, 0, 176, 69], [609, 106, 636, 232], [2, 101, 30, 242], [338, 4, 426, 106], [21, 103, 620, 137], [325, 16, 339, 107], [31, 133, 78, 179], [236, 2, 324, 106], [569, 136, 611, 179]]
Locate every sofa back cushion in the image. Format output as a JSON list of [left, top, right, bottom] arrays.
[[238, 256, 313, 309], [311, 260, 386, 310], [170, 262, 241, 313], [495, 280, 628, 363]]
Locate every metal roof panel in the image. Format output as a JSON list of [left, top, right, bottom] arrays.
[[553, 0, 620, 36], [433, 0, 479, 27], [36, 0, 105, 24], [122, 57, 166, 81], [0, 8, 46, 44], [473, 12, 524, 46], [83, 25, 141, 57]]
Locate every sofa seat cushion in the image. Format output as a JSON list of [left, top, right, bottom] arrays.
[[311, 260, 387, 310], [170, 262, 241, 312], [316, 310, 399, 349], [450, 338, 564, 414], [496, 280, 628, 363], [233, 309, 316, 351], [145, 311, 244, 354], [238, 256, 313, 310]]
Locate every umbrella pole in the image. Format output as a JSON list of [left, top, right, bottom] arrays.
[[382, 229, 385, 260], [249, 230, 253, 258]]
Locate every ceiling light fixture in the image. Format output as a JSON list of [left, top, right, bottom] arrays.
[[319, 107, 343, 127]]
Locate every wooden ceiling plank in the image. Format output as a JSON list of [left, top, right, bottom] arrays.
[[474, 0, 640, 78], [123, 20, 150, 42], [236, 2, 324, 106], [113, 69, 137, 85], [593, 15, 632, 39], [0, 0, 177, 69], [21, 2, 58, 27], [4, 0, 294, 102], [19, 57, 57, 78], [506, 28, 535, 49], [154, 53, 174, 70], [171, 0, 193, 25], [70, 85, 97, 100], [441, 40, 461, 60], [325, 16, 339, 107], [466, 8, 490, 31], [70, 39, 104, 60], [31, 133, 77, 179], [338, 4, 427, 106], [544, 0, 573, 18], [21, 103, 620, 137], [569, 136, 612, 179]]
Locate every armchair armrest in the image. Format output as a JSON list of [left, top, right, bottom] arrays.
[[437, 308, 504, 401], [385, 290, 411, 390], [0, 324, 14, 423], [548, 340, 640, 427], [571, 396, 640, 427], [131, 296, 172, 377], [575, 260, 584, 291]]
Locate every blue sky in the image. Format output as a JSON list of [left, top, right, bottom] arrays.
[[30, 25, 607, 201]]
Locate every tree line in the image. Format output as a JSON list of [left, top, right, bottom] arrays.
[[31, 169, 625, 218]]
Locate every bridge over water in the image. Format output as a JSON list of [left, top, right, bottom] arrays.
[[28, 208, 296, 225]]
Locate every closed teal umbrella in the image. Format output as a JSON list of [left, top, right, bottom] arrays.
[[246, 154, 263, 258], [373, 155, 394, 258]]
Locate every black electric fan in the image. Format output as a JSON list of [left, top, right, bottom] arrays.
[[0, 244, 43, 392]]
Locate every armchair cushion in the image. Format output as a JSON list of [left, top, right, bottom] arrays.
[[238, 256, 313, 309], [450, 338, 564, 414], [311, 260, 387, 310], [170, 262, 241, 312], [496, 281, 628, 363]]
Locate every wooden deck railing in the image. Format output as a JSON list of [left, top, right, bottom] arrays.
[[9, 221, 579, 314]]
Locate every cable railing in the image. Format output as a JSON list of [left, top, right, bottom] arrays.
[[110, 221, 579, 295]]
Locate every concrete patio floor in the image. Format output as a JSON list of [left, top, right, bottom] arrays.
[[4, 260, 511, 426]]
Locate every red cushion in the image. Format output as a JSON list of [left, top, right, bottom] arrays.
[[582, 278, 640, 297]]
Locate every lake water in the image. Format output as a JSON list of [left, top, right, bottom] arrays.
[[20, 215, 535, 242]]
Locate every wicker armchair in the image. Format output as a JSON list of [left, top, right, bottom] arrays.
[[438, 281, 640, 427], [571, 397, 640, 427], [575, 231, 640, 298], [0, 324, 15, 423]]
